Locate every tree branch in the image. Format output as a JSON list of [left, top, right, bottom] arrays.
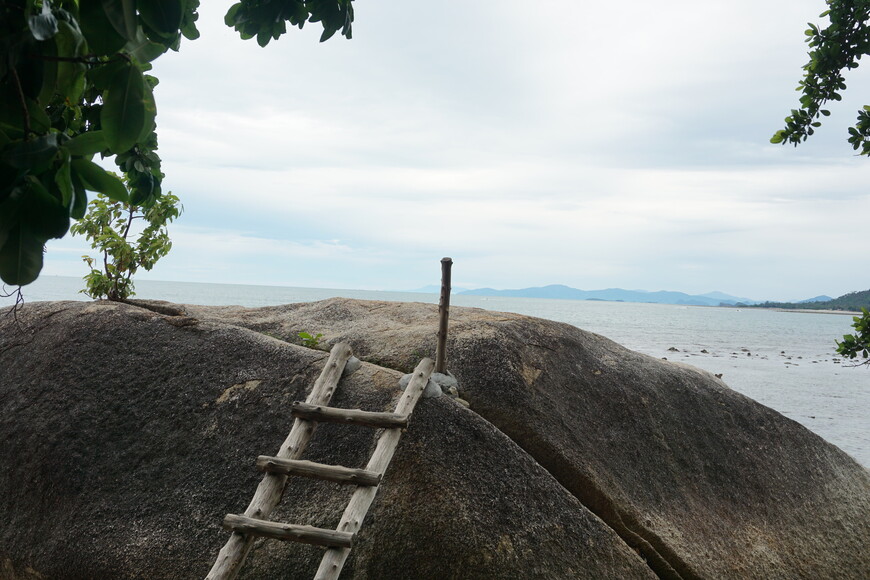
[[121, 205, 135, 240], [30, 54, 101, 64]]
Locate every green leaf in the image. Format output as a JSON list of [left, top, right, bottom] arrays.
[[37, 40, 59, 105], [128, 172, 155, 205], [180, 0, 201, 40], [0, 223, 45, 286], [320, 27, 337, 43], [138, 1, 183, 39], [125, 28, 168, 63], [770, 131, 786, 144], [101, 0, 139, 41], [87, 59, 129, 91], [78, 0, 127, 55], [1, 134, 59, 170], [71, 184, 88, 219], [224, 3, 241, 26], [101, 63, 146, 153], [55, 161, 74, 207], [28, 2, 59, 41], [0, 187, 26, 249], [138, 81, 157, 143], [22, 175, 69, 239], [71, 159, 128, 202], [54, 21, 87, 102], [64, 131, 108, 156]]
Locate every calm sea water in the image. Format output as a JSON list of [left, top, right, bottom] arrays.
[[4, 276, 868, 467]]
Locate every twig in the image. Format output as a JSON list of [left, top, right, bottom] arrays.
[[121, 205, 135, 239], [1, 286, 26, 329]]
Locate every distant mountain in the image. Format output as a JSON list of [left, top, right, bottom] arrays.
[[699, 291, 757, 304], [798, 295, 834, 303], [754, 290, 869, 312], [459, 285, 759, 307]]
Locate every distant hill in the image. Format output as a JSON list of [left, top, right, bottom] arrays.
[[699, 291, 757, 304], [753, 290, 870, 312], [798, 295, 834, 303], [459, 284, 758, 307]]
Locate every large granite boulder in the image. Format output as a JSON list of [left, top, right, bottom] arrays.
[[0, 300, 654, 579], [182, 297, 870, 580]]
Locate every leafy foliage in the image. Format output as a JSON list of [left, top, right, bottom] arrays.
[[225, 0, 353, 46], [772, 3, 870, 369], [70, 189, 181, 300], [771, 1, 870, 153], [0, 0, 353, 288], [836, 308, 870, 367], [0, 0, 198, 286]]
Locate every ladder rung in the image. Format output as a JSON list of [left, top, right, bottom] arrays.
[[292, 401, 409, 429], [256, 456, 382, 487], [222, 514, 354, 548]]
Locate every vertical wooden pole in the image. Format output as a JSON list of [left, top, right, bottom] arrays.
[[435, 257, 452, 374]]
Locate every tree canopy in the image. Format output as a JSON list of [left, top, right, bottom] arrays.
[[771, 0, 870, 153], [772, 0, 870, 369], [0, 0, 353, 287], [836, 307, 870, 366]]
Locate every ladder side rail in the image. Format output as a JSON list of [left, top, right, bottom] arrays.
[[206, 342, 354, 580], [314, 357, 435, 580]]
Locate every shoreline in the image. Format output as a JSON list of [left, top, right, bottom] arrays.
[[766, 307, 863, 316]]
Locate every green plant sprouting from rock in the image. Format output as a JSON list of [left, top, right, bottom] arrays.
[[70, 189, 181, 300], [298, 331, 323, 349]]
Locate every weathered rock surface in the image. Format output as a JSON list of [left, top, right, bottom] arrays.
[[0, 300, 654, 579], [182, 297, 870, 580]]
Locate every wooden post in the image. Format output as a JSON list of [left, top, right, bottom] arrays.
[[435, 257, 452, 374]]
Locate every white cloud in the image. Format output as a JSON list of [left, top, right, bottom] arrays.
[[33, 0, 870, 301]]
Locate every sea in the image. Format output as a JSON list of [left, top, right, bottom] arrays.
[[3, 275, 868, 468]]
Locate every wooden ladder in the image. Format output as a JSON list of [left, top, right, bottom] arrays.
[[206, 342, 435, 580]]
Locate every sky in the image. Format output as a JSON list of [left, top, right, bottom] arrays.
[[40, 0, 870, 302]]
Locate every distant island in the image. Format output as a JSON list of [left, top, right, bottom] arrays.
[[456, 285, 758, 307], [454, 284, 870, 311], [411, 283, 870, 311], [749, 289, 870, 312]]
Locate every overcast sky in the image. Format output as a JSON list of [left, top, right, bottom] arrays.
[[41, 0, 870, 301]]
